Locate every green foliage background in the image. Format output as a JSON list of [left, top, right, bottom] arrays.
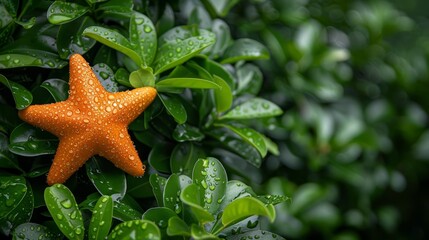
[[1, 0, 429, 239]]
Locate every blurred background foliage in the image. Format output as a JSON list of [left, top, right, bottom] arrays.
[[218, 0, 429, 239]]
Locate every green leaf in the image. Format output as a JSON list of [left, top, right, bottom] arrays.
[[0, 132, 21, 170], [191, 224, 220, 240], [217, 123, 267, 158], [88, 196, 113, 240], [173, 124, 205, 142], [115, 67, 131, 87], [180, 183, 214, 223], [163, 174, 192, 215], [0, 74, 32, 109], [156, 78, 220, 91], [236, 63, 263, 96], [207, 128, 262, 167], [112, 198, 142, 221], [0, 176, 26, 218], [154, 26, 216, 75], [205, 0, 240, 17], [150, 174, 167, 207], [129, 68, 155, 88], [57, 16, 96, 59], [193, 57, 235, 91], [220, 98, 283, 120], [192, 158, 227, 215], [96, 0, 133, 20], [142, 207, 177, 237], [44, 184, 84, 240], [148, 143, 173, 173], [218, 180, 253, 211], [213, 75, 232, 112], [9, 123, 58, 157], [83, 26, 142, 66], [0, 104, 20, 133], [208, 19, 232, 58], [222, 197, 275, 228], [167, 216, 191, 237], [0, 51, 68, 69], [12, 223, 62, 240], [93, 63, 118, 92], [14, 17, 36, 29], [126, 174, 153, 199], [158, 93, 187, 124], [47, 1, 89, 25], [0, 179, 33, 236], [262, 135, 279, 156], [107, 220, 161, 240], [170, 142, 206, 176], [221, 39, 270, 64], [40, 79, 69, 102], [129, 11, 157, 67], [86, 157, 127, 197], [225, 230, 286, 240]]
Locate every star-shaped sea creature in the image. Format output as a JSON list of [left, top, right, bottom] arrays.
[[19, 54, 157, 185]]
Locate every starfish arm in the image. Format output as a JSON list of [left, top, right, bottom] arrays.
[[111, 87, 157, 124], [97, 126, 145, 177], [47, 133, 96, 185], [18, 101, 78, 137], [68, 54, 107, 106]]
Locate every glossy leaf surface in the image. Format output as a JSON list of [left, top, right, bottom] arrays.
[[0, 74, 32, 110], [47, 1, 89, 25], [88, 195, 113, 240]]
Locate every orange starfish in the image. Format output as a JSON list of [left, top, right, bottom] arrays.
[[18, 54, 157, 185]]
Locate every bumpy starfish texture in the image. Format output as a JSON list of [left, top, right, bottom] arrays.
[[19, 54, 157, 185]]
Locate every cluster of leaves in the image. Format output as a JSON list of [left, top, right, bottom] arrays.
[[225, 0, 429, 239], [0, 0, 288, 239]]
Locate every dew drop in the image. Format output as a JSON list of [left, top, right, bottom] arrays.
[[56, 213, 63, 220], [60, 199, 72, 209], [144, 26, 152, 33], [200, 180, 208, 189], [135, 18, 144, 25], [70, 210, 77, 219]]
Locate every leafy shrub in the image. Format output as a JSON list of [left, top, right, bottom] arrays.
[[0, 0, 287, 239]]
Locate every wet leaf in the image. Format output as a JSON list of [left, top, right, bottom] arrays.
[[9, 123, 58, 157], [225, 230, 286, 240], [112, 198, 142, 221], [107, 220, 161, 240], [142, 207, 177, 238], [222, 197, 276, 228], [158, 93, 187, 124], [44, 184, 84, 240], [217, 123, 267, 158], [154, 26, 215, 75], [57, 16, 96, 59], [173, 123, 205, 142], [221, 39, 270, 64], [14, 17, 36, 29], [213, 75, 232, 112], [0, 132, 21, 171], [92, 63, 118, 92], [170, 142, 206, 176], [163, 174, 192, 215], [150, 174, 167, 207], [129, 11, 157, 67], [0, 74, 32, 109], [47, 1, 89, 25], [205, 0, 240, 17], [86, 157, 126, 198], [148, 143, 173, 173], [207, 19, 232, 58], [115, 67, 131, 87], [83, 26, 142, 67], [0, 104, 20, 133], [40, 79, 69, 102], [236, 63, 263, 96], [193, 57, 234, 90], [0, 51, 67, 69], [0, 178, 33, 236], [220, 98, 283, 120], [88, 195, 113, 240], [167, 216, 191, 237], [0, 176, 26, 218], [129, 68, 155, 88], [126, 174, 153, 199], [12, 222, 62, 240], [191, 224, 220, 239], [192, 157, 227, 215], [156, 78, 220, 91], [96, 0, 133, 20], [180, 183, 214, 223]]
